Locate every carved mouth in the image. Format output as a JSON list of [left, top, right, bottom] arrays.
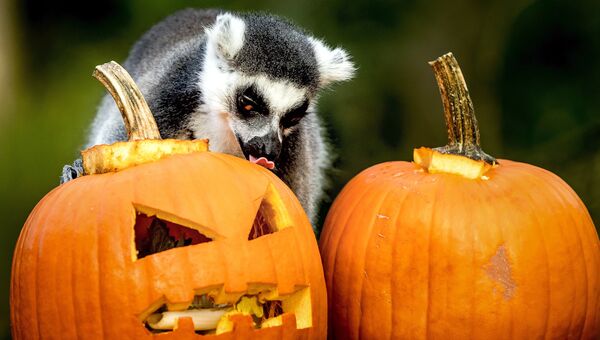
[[141, 286, 310, 335]]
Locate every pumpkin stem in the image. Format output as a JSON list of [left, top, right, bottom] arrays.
[[429, 53, 496, 165], [92, 61, 161, 141], [81, 62, 208, 175]]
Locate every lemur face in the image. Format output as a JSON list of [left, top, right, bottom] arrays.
[[230, 79, 310, 168], [196, 12, 354, 169]]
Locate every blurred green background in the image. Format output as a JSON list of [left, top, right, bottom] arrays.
[[1, 0, 598, 337]]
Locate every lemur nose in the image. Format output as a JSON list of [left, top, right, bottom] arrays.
[[245, 135, 281, 161]]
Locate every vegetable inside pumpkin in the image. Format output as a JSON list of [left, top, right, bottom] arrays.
[[144, 291, 294, 334]]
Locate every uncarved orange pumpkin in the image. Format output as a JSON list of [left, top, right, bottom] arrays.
[[11, 62, 326, 339], [319, 53, 600, 339]]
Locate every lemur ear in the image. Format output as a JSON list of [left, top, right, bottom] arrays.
[[309, 37, 356, 87], [205, 13, 246, 65]]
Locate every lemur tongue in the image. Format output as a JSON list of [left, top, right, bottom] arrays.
[[249, 155, 275, 170]]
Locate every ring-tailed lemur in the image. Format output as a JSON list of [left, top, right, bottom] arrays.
[[61, 9, 355, 225]]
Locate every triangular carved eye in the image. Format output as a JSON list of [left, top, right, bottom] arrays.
[[248, 201, 274, 240], [134, 213, 212, 259], [248, 184, 292, 240]]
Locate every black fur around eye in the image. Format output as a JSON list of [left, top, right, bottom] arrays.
[[237, 87, 266, 117], [281, 100, 309, 128]]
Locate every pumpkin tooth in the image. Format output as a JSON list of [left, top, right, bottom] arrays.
[[215, 311, 244, 335], [261, 315, 284, 328]]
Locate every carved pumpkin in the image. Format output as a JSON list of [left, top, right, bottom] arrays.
[[319, 53, 600, 339], [11, 62, 326, 339]]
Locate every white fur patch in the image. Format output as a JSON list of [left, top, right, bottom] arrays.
[[309, 37, 355, 86], [198, 48, 235, 116], [188, 107, 243, 156], [204, 13, 246, 63], [253, 76, 307, 114]]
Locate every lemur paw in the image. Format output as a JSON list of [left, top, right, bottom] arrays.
[[60, 158, 84, 184]]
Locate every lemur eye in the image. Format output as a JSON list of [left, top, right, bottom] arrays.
[[237, 87, 265, 117], [281, 100, 309, 129], [238, 96, 256, 116], [240, 96, 256, 113]]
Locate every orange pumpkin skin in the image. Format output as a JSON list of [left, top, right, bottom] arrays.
[[319, 159, 600, 339], [11, 152, 326, 339]]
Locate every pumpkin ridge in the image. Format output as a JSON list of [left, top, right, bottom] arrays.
[[11, 214, 39, 338], [577, 205, 600, 338], [526, 178, 554, 339], [354, 170, 409, 338], [465, 174, 496, 338], [566, 200, 591, 338], [11, 184, 59, 337], [323, 167, 396, 337], [92, 190, 106, 340], [385, 166, 428, 337], [325, 176, 370, 308], [424, 172, 445, 340], [550, 175, 587, 338], [103, 174, 134, 338], [386, 164, 419, 338], [529, 164, 591, 338], [11, 198, 42, 338], [466, 181, 478, 339], [36, 183, 73, 337], [336, 175, 390, 338], [493, 166, 523, 337], [67, 195, 83, 339], [381, 166, 419, 338], [325, 179, 361, 337], [356, 182, 397, 338], [498, 164, 552, 337]]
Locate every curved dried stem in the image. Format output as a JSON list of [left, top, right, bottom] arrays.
[[93, 61, 161, 141], [429, 53, 496, 165]]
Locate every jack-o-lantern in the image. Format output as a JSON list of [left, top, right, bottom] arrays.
[[10, 62, 326, 339], [319, 54, 599, 339]]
